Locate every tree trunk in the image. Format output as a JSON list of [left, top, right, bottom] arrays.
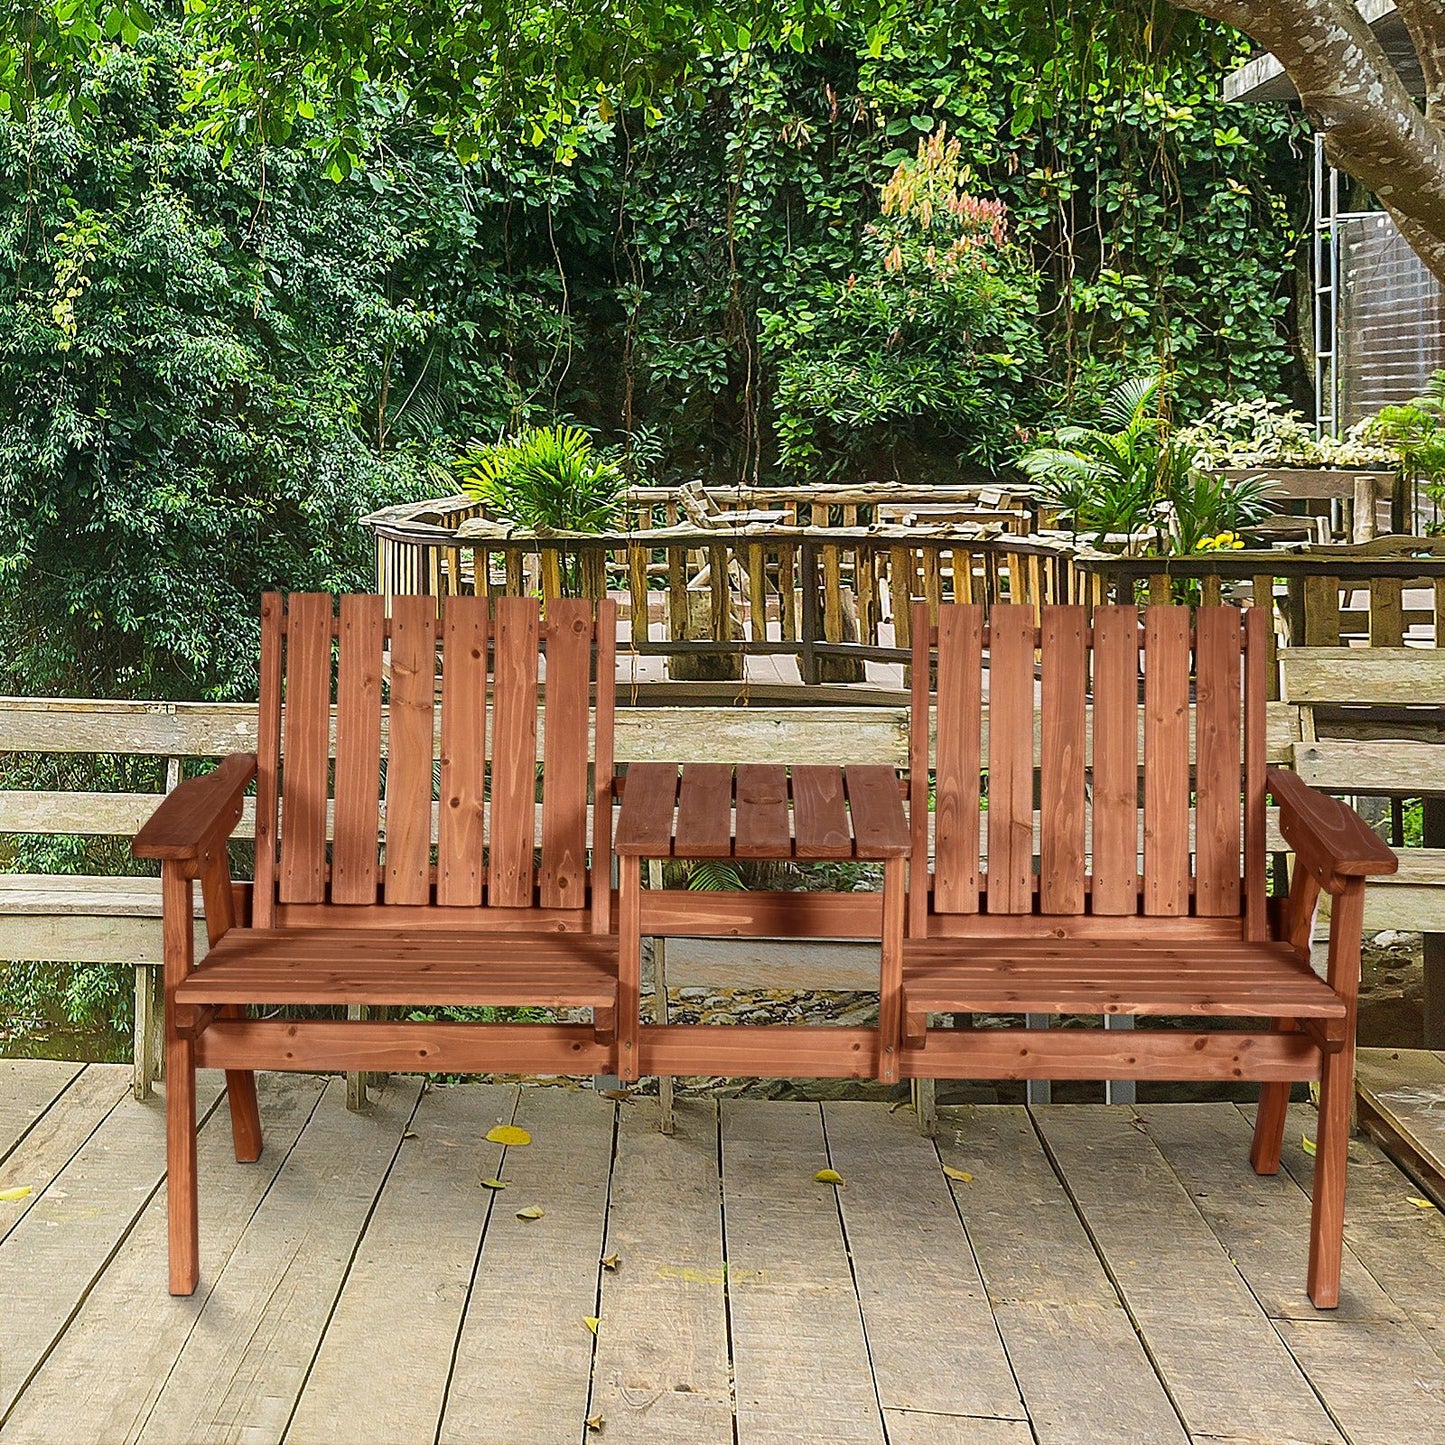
[[1178, 0, 1445, 285]]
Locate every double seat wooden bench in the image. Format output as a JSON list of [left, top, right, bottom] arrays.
[[136, 593, 1394, 1309]]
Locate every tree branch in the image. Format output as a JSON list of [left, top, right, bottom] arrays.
[[1395, 0, 1445, 122], [1179, 0, 1445, 283]]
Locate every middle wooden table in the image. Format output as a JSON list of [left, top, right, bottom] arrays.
[[612, 762, 910, 1084]]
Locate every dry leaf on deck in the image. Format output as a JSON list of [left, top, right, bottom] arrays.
[[1301, 1135, 1316, 1157], [585, 1415, 604, 1432], [601, 1252, 620, 1271], [516, 1204, 546, 1220], [1407, 1196, 1437, 1211], [486, 1125, 532, 1147], [0, 1185, 32, 1203], [599, 1089, 635, 1102], [480, 1178, 508, 1190], [584, 1316, 601, 1335], [814, 1169, 844, 1186], [941, 1165, 973, 1183]]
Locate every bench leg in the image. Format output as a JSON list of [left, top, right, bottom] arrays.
[[166, 1026, 200, 1296], [221, 1007, 262, 1162], [1307, 1037, 1352, 1309], [912, 1077, 937, 1137]]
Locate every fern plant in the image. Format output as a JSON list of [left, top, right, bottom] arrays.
[[454, 425, 624, 534], [1363, 370, 1445, 527]]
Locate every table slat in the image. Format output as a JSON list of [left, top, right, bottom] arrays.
[[674, 765, 736, 858], [614, 765, 680, 856], [735, 765, 791, 858], [843, 766, 910, 858], [792, 767, 853, 859]]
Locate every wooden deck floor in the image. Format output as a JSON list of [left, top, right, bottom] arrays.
[[3, 1063, 1445, 1444]]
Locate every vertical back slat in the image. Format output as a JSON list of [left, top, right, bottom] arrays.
[[540, 599, 595, 908], [437, 595, 489, 906], [278, 594, 333, 904], [1039, 605, 1087, 914], [933, 604, 983, 914], [591, 599, 617, 935], [383, 596, 437, 904], [1244, 603, 1270, 940], [1090, 606, 1139, 915], [489, 597, 540, 907], [908, 604, 933, 938], [1195, 607, 1243, 917], [252, 593, 284, 928], [1143, 606, 1190, 916], [331, 595, 384, 904], [986, 605, 1035, 913]]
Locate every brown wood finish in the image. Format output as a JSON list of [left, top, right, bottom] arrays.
[[843, 767, 911, 858], [437, 595, 488, 907], [791, 765, 852, 858], [277, 595, 333, 905], [674, 764, 735, 858], [1142, 606, 1190, 917], [734, 764, 790, 858], [539, 599, 592, 908], [162, 862, 199, 1294], [1243, 603, 1271, 941], [488, 597, 540, 908], [1039, 606, 1087, 914], [928, 603, 982, 917], [331, 595, 384, 905], [252, 593, 283, 929], [986, 606, 1035, 913], [590, 600, 616, 936], [383, 596, 437, 906], [1194, 607, 1243, 917], [1090, 606, 1139, 916]]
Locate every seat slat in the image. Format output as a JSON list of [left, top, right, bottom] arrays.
[[1143, 606, 1190, 916], [1040, 606, 1087, 914], [843, 766, 910, 858], [383, 596, 437, 905], [791, 765, 852, 858], [331, 595, 384, 904], [1090, 606, 1139, 915], [674, 764, 735, 858], [278, 595, 333, 904], [539, 600, 593, 907], [437, 596, 489, 906], [734, 764, 790, 858], [176, 928, 617, 1007], [986, 606, 1034, 911], [489, 597, 540, 907], [932, 604, 982, 913], [1195, 607, 1243, 917]]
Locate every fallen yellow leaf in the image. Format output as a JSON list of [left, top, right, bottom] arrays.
[[1301, 1135, 1316, 1157], [583, 1316, 600, 1335], [486, 1125, 532, 1147], [601, 1252, 620, 1271], [942, 1165, 973, 1183], [480, 1178, 508, 1190], [0, 1185, 32, 1203], [814, 1168, 844, 1186], [585, 1414, 604, 1432], [1407, 1196, 1437, 1211], [516, 1205, 545, 1220]]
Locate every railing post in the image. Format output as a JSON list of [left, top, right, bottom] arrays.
[[800, 540, 820, 685]]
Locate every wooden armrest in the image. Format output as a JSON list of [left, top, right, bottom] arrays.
[[133, 753, 257, 862], [1267, 766, 1397, 891]]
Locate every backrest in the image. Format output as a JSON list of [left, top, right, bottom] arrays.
[[252, 593, 616, 930], [909, 602, 1268, 938]]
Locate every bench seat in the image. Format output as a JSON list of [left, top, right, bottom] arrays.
[[173, 928, 619, 1010], [902, 937, 1346, 1023]]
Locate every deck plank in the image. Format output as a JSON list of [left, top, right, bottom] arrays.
[[0, 1058, 85, 1162], [0, 1074, 325, 1444], [0, 1063, 131, 1247], [938, 1105, 1187, 1445], [721, 1100, 884, 1445], [1267, 1100, 1445, 1361], [588, 1100, 733, 1444], [882, 1411, 1033, 1444], [822, 1101, 1024, 1422], [136, 1078, 422, 1445], [437, 1087, 616, 1445], [1141, 1102, 1390, 1320], [1033, 1105, 1343, 1444], [0, 1071, 226, 1420], [285, 1084, 519, 1445]]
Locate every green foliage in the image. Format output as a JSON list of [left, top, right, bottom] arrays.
[[764, 124, 1044, 477], [1180, 398, 1395, 471], [1362, 371, 1445, 521], [456, 425, 625, 532], [1021, 374, 1275, 554]]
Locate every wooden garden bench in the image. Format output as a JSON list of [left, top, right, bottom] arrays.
[[902, 602, 1397, 1308], [133, 593, 618, 1295]]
